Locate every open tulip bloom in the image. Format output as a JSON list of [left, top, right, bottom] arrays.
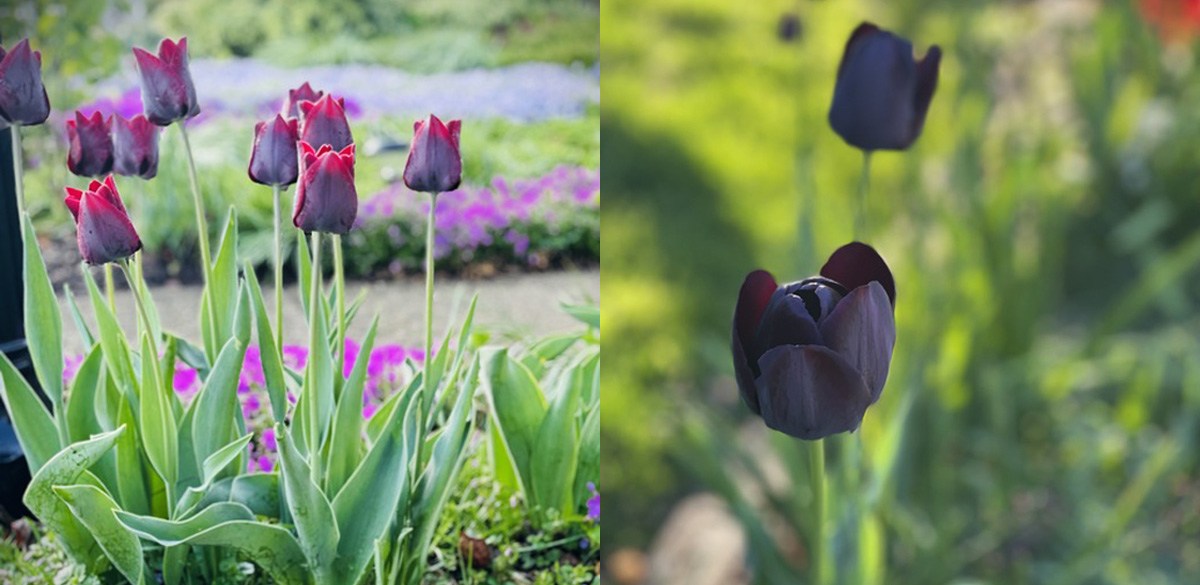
[[64, 175, 142, 265], [0, 38, 51, 127], [133, 37, 200, 126], [733, 242, 897, 440], [112, 113, 159, 179], [282, 81, 323, 120], [298, 93, 353, 152], [293, 141, 357, 234], [828, 22, 941, 152], [66, 110, 114, 178]]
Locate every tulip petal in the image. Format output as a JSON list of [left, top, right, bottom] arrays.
[[910, 45, 942, 145], [752, 290, 824, 361], [818, 281, 895, 403], [0, 39, 51, 126], [63, 188, 82, 221], [754, 345, 871, 440], [819, 242, 895, 306], [77, 190, 142, 265], [732, 270, 777, 414]]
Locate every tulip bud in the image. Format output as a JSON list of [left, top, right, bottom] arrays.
[[112, 114, 160, 180], [298, 93, 353, 152], [133, 37, 201, 126], [248, 114, 300, 187], [828, 23, 941, 152], [66, 111, 114, 178], [281, 82, 323, 120], [293, 141, 357, 234], [403, 114, 462, 193], [732, 242, 897, 439], [0, 39, 51, 127], [64, 175, 142, 265]]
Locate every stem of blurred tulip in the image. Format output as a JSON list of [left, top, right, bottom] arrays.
[[808, 439, 826, 585], [307, 231, 322, 482], [10, 126, 24, 216], [177, 124, 217, 355], [272, 184, 284, 351], [423, 192, 439, 419], [857, 151, 872, 239], [332, 234, 345, 376]]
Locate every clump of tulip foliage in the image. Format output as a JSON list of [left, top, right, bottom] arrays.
[[0, 36, 597, 584]]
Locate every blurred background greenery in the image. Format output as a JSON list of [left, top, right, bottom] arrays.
[[601, 0, 1200, 582]]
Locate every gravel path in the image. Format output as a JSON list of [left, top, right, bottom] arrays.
[[58, 269, 599, 355]]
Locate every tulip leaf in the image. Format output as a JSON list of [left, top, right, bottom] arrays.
[[200, 433, 253, 487], [574, 405, 600, 509], [133, 260, 164, 350], [65, 346, 119, 489], [178, 473, 280, 520], [366, 371, 421, 444], [531, 367, 580, 512], [0, 352, 60, 473], [233, 279, 253, 347], [83, 266, 136, 402], [22, 214, 64, 412], [62, 283, 96, 349], [560, 302, 599, 330], [169, 334, 211, 380], [174, 398, 201, 497], [54, 484, 146, 585], [114, 398, 151, 516], [244, 261, 288, 422], [324, 317, 378, 496], [520, 333, 580, 378], [483, 348, 547, 497], [296, 233, 312, 315], [139, 333, 178, 492], [191, 338, 246, 468], [117, 501, 252, 544], [208, 209, 240, 356], [489, 419, 520, 492], [276, 426, 339, 581], [300, 281, 335, 458]]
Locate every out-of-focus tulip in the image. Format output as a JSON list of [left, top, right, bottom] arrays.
[[64, 175, 142, 265], [249, 114, 299, 187], [828, 23, 941, 152], [0, 39, 50, 127], [293, 141, 357, 234], [66, 111, 114, 178], [133, 37, 200, 126], [298, 93, 352, 152], [732, 242, 896, 440], [282, 81, 323, 120], [112, 114, 159, 179], [402, 114, 462, 193]]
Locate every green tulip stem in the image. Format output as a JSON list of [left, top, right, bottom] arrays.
[[103, 264, 116, 312], [332, 234, 345, 376], [857, 151, 872, 240], [808, 438, 827, 585], [422, 192, 439, 419], [307, 231, 322, 481], [10, 126, 24, 216], [177, 123, 217, 354], [272, 184, 285, 351], [119, 258, 158, 367]]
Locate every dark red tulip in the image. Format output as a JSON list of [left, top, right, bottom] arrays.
[[293, 142, 357, 234], [298, 93, 352, 152], [66, 111, 114, 178], [249, 114, 299, 187], [112, 114, 159, 180], [133, 37, 200, 126], [732, 242, 896, 440], [828, 23, 941, 152], [403, 114, 461, 193], [0, 39, 50, 127], [64, 175, 142, 265], [281, 82, 323, 120]]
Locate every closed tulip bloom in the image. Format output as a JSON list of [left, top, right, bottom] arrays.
[[64, 175, 142, 265], [828, 23, 941, 151], [133, 37, 200, 126], [112, 114, 159, 179], [403, 114, 462, 193], [281, 82, 323, 120], [66, 111, 114, 178], [293, 141, 357, 234], [249, 114, 299, 187], [732, 242, 896, 440], [298, 93, 353, 151], [0, 39, 50, 127]]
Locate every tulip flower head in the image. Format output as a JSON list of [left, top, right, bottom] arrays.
[[249, 114, 300, 187], [293, 141, 357, 234], [0, 39, 51, 127], [64, 175, 142, 265], [828, 23, 941, 152], [112, 114, 160, 180], [732, 242, 896, 440], [403, 114, 462, 193], [66, 111, 114, 178], [133, 37, 200, 126], [298, 93, 353, 152], [282, 82, 323, 120]]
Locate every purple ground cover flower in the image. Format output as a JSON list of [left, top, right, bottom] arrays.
[[586, 482, 600, 521]]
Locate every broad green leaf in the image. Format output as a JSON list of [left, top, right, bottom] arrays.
[[277, 426, 339, 581], [83, 267, 135, 398], [297, 232, 313, 315], [233, 279, 252, 347], [54, 484, 145, 585], [139, 333, 177, 489], [531, 369, 579, 512], [24, 427, 125, 571], [482, 349, 547, 496], [0, 353, 60, 472], [114, 399, 151, 516], [191, 338, 247, 466], [133, 258, 163, 348], [170, 334, 210, 379], [560, 302, 599, 330], [489, 420, 519, 492], [63, 283, 96, 349], [324, 317, 378, 495], [520, 333, 580, 378], [208, 209, 240, 354], [174, 399, 201, 496], [244, 261, 288, 421], [366, 371, 421, 444], [65, 348, 118, 490], [300, 284, 335, 457], [179, 473, 280, 519], [22, 214, 63, 409], [135, 517, 307, 584], [202, 433, 253, 486], [574, 405, 599, 509], [159, 337, 180, 421], [117, 501, 253, 544], [162, 545, 187, 585]]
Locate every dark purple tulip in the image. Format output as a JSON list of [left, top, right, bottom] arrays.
[[0, 39, 50, 127], [64, 175, 142, 265], [403, 114, 462, 193], [828, 23, 941, 152], [133, 37, 200, 126], [66, 111, 114, 178], [281, 82, 323, 120], [293, 141, 357, 234], [249, 114, 300, 187], [732, 242, 896, 440], [298, 93, 352, 152], [112, 114, 159, 179]]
